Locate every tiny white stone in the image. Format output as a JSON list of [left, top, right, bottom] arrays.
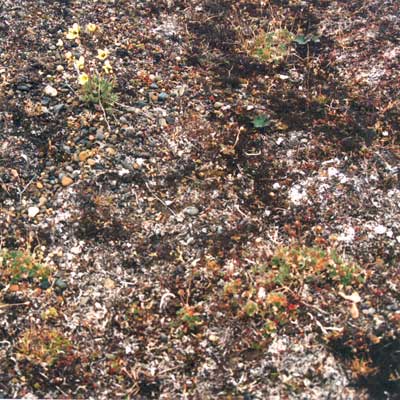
[[44, 85, 58, 97], [327, 167, 339, 178], [28, 206, 40, 218], [289, 185, 307, 205], [276, 137, 284, 145], [374, 225, 387, 235], [257, 287, 266, 300], [338, 226, 355, 242], [272, 182, 280, 190], [70, 246, 81, 255]]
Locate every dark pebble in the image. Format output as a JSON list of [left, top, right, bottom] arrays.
[[17, 84, 31, 91], [53, 103, 65, 114], [55, 278, 67, 290]]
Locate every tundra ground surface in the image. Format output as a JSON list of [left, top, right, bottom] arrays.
[[0, 0, 399, 398]]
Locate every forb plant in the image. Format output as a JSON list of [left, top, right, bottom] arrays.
[[64, 23, 118, 108], [0, 247, 50, 286]]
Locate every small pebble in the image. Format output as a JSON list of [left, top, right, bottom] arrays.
[[96, 131, 105, 140], [184, 206, 199, 216], [28, 206, 40, 218], [53, 103, 65, 114], [79, 150, 92, 162], [61, 175, 74, 186], [158, 92, 168, 102], [104, 278, 116, 289], [149, 92, 158, 102], [44, 85, 58, 97], [362, 307, 376, 315], [55, 278, 67, 290]]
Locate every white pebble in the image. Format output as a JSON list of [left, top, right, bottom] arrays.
[[28, 206, 40, 218]]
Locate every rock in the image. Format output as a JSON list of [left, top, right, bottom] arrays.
[[17, 84, 31, 91], [96, 130, 105, 140], [39, 196, 47, 207], [184, 206, 199, 216], [158, 92, 168, 102], [44, 85, 58, 97], [374, 225, 387, 235], [70, 246, 81, 255], [39, 278, 51, 290], [150, 83, 159, 89], [166, 116, 175, 125], [209, 334, 219, 343], [149, 92, 158, 102], [214, 101, 223, 109], [55, 278, 67, 290], [28, 206, 40, 218], [53, 103, 65, 114], [104, 278, 115, 289], [79, 150, 91, 162], [62, 145, 71, 154], [158, 118, 167, 128], [106, 147, 117, 156], [119, 115, 129, 124], [61, 175, 73, 186]]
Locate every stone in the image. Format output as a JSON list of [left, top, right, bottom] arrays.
[[53, 103, 65, 114], [44, 85, 58, 97], [104, 278, 115, 289], [158, 92, 168, 102], [95, 130, 105, 140], [28, 206, 40, 218], [149, 92, 158, 102], [61, 175, 73, 186], [184, 206, 199, 216], [55, 278, 67, 290], [79, 150, 92, 162]]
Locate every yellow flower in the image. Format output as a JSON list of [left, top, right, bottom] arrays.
[[97, 48, 109, 60], [102, 60, 113, 74], [74, 56, 85, 70], [85, 23, 98, 33], [78, 73, 89, 85], [66, 23, 81, 40]]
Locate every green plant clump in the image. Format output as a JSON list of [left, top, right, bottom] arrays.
[[17, 328, 73, 367], [253, 28, 294, 63], [81, 75, 118, 108], [0, 248, 50, 286]]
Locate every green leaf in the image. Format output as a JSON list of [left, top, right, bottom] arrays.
[[294, 34, 309, 45], [252, 114, 271, 128]]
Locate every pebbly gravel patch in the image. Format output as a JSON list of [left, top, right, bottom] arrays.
[[0, 0, 399, 399]]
